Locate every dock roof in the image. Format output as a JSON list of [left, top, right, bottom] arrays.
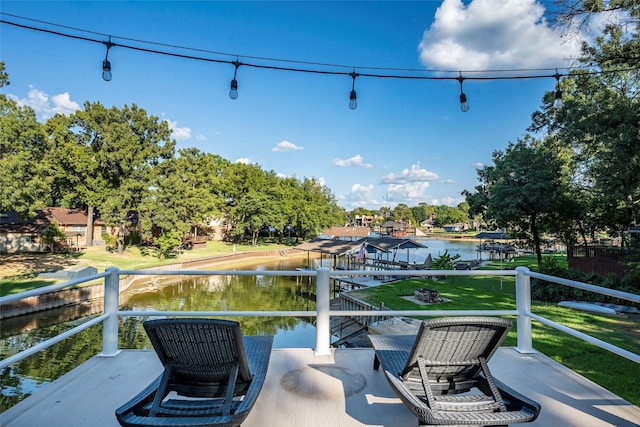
[[294, 238, 364, 256], [294, 237, 427, 256]]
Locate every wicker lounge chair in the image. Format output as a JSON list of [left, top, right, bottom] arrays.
[[368, 317, 541, 426], [116, 318, 273, 427]]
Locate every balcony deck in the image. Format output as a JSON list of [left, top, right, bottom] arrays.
[[2, 347, 639, 427]]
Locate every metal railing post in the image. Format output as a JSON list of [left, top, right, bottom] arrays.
[[315, 267, 331, 355], [515, 267, 535, 353], [100, 267, 120, 357]]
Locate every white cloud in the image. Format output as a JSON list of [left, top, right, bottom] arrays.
[[235, 157, 251, 164], [272, 140, 303, 152], [10, 86, 79, 120], [380, 163, 439, 184], [472, 162, 485, 168], [195, 133, 208, 141], [384, 181, 431, 204], [350, 183, 374, 198], [166, 120, 191, 140], [440, 178, 457, 184], [50, 93, 80, 116], [418, 0, 584, 71], [341, 183, 383, 208], [376, 163, 442, 205], [333, 154, 374, 169]]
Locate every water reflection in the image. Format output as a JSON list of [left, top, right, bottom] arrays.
[[0, 256, 318, 411]]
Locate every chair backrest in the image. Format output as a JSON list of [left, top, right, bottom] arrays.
[[144, 318, 252, 384], [401, 317, 511, 380]]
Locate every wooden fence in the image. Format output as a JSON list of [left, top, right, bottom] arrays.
[[567, 246, 628, 278]]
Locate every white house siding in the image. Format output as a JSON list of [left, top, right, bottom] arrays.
[[0, 233, 43, 253]]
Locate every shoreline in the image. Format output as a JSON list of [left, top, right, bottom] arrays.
[[0, 249, 313, 319], [0, 247, 310, 280], [426, 234, 483, 242]]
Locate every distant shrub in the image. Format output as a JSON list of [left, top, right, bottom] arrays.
[[531, 258, 638, 307]]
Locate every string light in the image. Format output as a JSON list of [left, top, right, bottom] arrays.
[[229, 60, 241, 100], [102, 37, 114, 81], [2, 14, 635, 111], [349, 71, 358, 110], [553, 71, 563, 109], [457, 73, 469, 112]]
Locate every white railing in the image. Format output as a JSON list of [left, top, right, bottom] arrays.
[[1, 266, 639, 369]]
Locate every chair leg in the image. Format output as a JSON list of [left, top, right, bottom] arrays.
[[148, 362, 174, 417], [478, 357, 507, 413], [222, 361, 239, 416]]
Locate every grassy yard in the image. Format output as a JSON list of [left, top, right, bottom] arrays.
[[0, 240, 291, 296], [347, 256, 640, 406]]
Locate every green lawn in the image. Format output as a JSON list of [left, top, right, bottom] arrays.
[[0, 240, 290, 296], [347, 256, 640, 406]]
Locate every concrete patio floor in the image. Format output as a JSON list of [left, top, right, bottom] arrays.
[[2, 347, 639, 427]]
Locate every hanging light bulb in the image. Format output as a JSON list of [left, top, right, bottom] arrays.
[[102, 38, 114, 81], [457, 73, 469, 112], [349, 71, 358, 110], [553, 72, 563, 109], [459, 92, 469, 112], [102, 59, 112, 82], [229, 60, 241, 100], [349, 89, 357, 110]]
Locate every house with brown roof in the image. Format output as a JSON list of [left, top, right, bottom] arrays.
[[319, 226, 372, 241], [0, 208, 113, 253]]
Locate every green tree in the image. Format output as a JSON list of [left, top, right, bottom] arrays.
[[462, 167, 494, 228], [140, 148, 228, 251], [0, 88, 51, 218], [433, 205, 467, 227], [234, 189, 279, 247], [410, 204, 427, 225], [295, 177, 344, 240], [474, 138, 574, 264], [431, 249, 461, 270], [221, 162, 270, 243], [0, 61, 9, 88], [41, 223, 66, 253], [530, 4, 640, 246], [50, 102, 175, 253], [393, 203, 414, 224]]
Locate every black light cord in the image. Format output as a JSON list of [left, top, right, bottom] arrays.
[[0, 16, 579, 81], [2, 13, 637, 111]]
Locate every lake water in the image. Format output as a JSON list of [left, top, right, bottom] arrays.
[[0, 238, 478, 410]]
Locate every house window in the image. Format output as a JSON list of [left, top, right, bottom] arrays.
[[71, 225, 86, 233]]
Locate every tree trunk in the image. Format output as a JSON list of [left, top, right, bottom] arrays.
[[531, 214, 542, 265], [118, 223, 125, 255], [578, 221, 588, 247], [86, 206, 94, 247]]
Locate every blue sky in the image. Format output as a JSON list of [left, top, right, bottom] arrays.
[[1, 1, 599, 211]]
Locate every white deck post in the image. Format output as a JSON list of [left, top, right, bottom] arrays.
[[315, 267, 331, 355], [100, 267, 120, 357], [515, 267, 535, 353]]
